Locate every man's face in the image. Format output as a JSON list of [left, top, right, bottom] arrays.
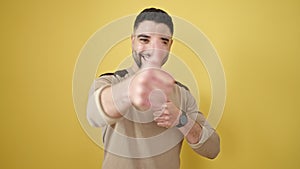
[[131, 20, 173, 68]]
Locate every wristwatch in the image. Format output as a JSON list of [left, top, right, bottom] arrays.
[[176, 110, 188, 128]]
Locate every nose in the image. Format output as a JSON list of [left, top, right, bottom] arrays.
[[150, 37, 163, 50], [145, 38, 165, 57]]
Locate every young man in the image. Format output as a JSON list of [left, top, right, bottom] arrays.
[[87, 8, 220, 169]]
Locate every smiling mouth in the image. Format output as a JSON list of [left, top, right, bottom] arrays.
[[139, 53, 148, 60]]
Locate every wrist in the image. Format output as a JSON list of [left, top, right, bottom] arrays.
[[185, 122, 202, 144], [176, 110, 188, 128], [176, 114, 202, 144]]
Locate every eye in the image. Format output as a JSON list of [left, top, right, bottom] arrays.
[[139, 38, 149, 44], [162, 40, 168, 45], [161, 38, 170, 45]]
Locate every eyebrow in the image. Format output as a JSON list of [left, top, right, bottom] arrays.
[[136, 34, 171, 42], [161, 37, 170, 42], [137, 34, 150, 38]]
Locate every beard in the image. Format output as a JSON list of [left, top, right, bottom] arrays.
[[132, 50, 142, 68]]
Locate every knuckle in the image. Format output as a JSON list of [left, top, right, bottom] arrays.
[[143, 70, 153, 78], [134, 76, 146, 86]]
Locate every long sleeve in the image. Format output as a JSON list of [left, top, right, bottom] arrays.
[[180, 86, 221, 159], [86, 75, 122, 127], [189, 129, 220, 159]]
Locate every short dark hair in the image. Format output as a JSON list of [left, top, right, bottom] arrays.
[[134, 8, 174, 35]]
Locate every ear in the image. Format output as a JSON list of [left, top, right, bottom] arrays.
[[131, 34, 135, 45], [168, 38, 173, 49], [170, 39, 173, 46]]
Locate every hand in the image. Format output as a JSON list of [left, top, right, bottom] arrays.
[[153, 101, 180, 128], [129, 68, 174, 111]]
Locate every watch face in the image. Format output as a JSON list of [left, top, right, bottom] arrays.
[[180, 114, 188, 125]]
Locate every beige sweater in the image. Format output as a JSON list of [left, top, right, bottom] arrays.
[[87, 67, 220, 169]]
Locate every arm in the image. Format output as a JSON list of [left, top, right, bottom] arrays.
[[100, 78, 132, 118], [87, 69, 175, 127], [186, 113, 220, 159], [183, 89, 220, 159], [154, 86, 220, 159], [178, 116, 202, 144], [154, 105, 220, 159], [86, 75, 124, 127], [154, 102, 202, 144]]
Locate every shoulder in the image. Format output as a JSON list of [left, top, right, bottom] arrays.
[[99, 69, 129, 78], [175, 81, 189, 91]]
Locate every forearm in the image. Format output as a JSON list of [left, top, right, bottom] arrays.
[[86, 76, 131, 127], [178, 117, 202, 144], [190, 131, 220, 159], [178, 116, 220, 159], [100, 86, 123, 118], [100, 79, 131, 118], [185, 122, 202, 144]]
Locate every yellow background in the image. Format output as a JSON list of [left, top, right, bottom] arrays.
[[1, 0, 300, 169]]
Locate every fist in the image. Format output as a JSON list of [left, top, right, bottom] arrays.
[[129, 68, 174, 111]]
